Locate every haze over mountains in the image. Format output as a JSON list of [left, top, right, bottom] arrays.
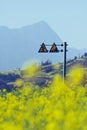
[[0, 21, 86, 71]]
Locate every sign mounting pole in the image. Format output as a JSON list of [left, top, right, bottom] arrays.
[[38, 42, 68, 80], [63, 42, 67, 79]]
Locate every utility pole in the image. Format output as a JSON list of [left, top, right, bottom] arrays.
[[38, 42, 68, 80], [63, 42, 68, 79]]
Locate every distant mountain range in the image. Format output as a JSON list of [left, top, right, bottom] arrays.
[[0, 21, 87, 71]]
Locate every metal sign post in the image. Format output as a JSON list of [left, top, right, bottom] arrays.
[[63, 42, 68, 79], [38, 42, 68, 80]]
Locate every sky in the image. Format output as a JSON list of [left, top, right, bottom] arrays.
[[0, 0, 87, 49]]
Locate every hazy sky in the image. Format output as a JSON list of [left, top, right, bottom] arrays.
[[0, 0, 87, 49]]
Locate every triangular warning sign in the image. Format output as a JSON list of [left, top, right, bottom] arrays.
[[49, 43, 59, 52], [38, 43, 48, 52]]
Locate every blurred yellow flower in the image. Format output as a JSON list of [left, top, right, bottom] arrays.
[[0, 64, 87, 130]]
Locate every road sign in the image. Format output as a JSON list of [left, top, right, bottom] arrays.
[[38, 43, 48, 53], [49, 43, 59, 52]]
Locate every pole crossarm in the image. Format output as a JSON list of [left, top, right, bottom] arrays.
[[43, 43, 64, 46]]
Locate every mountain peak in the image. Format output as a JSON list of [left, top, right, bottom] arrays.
[[33, 21, 48, 26], [0, 21, 63, 70], [22, 21, 49, 29]]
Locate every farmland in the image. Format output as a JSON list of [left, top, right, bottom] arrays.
[[0, 57, 87, 130]]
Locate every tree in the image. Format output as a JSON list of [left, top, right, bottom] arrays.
[[41, 60, 54, 73], [84, 52, 87, 57]]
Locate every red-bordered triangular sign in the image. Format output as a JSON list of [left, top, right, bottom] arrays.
[[49, 43, 59, 52], [38, 43, 48, 52]]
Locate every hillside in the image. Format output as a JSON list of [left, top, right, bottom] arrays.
[[0, 56, 87, 91], [67, 55, 87, 69]]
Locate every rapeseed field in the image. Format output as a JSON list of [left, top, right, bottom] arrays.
[[0, 65, 87, 130]]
